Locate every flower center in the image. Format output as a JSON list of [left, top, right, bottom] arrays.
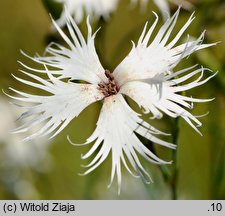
[[98, 70, 119, 97]]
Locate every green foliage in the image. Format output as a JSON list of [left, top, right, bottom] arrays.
[[0, 0, 224, 199]]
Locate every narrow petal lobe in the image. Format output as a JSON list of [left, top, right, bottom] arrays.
[[74, 94, 175, 193]]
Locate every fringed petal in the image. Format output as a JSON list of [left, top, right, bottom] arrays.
[[113, 8, 216, 86], [7, 71, 104, 141], [23, 10, 107, 84], [75, 94, 174, 194], [120, 66, 216, 135]]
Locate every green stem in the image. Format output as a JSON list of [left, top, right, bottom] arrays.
[[171, 118, 179, 200], [149, 144, 170, 182], [143, 136, 170, 199], [159, 164, 170, 182]]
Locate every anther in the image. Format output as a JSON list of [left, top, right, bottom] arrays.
[[98, 70, 119, 97]]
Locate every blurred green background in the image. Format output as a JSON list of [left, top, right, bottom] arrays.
[[0, 0, 224, 199]]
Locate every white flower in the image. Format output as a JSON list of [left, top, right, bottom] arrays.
[[132, 0, 193, 20], [0, 97, 51, 168], [0, 97, 52, 199], [55, 0, 119, 26], [8, 8, 216, 193]]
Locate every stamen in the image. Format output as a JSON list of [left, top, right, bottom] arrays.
[[98, 70, 119, 97]]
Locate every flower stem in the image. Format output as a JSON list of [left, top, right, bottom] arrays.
[[171, 117, 179, 200], [159, 164, 170, 182], [142, 117, 180, 199], [145, 137, 170, 194]]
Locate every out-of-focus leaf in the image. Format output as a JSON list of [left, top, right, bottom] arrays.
[[197, 50, 221, 71]]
